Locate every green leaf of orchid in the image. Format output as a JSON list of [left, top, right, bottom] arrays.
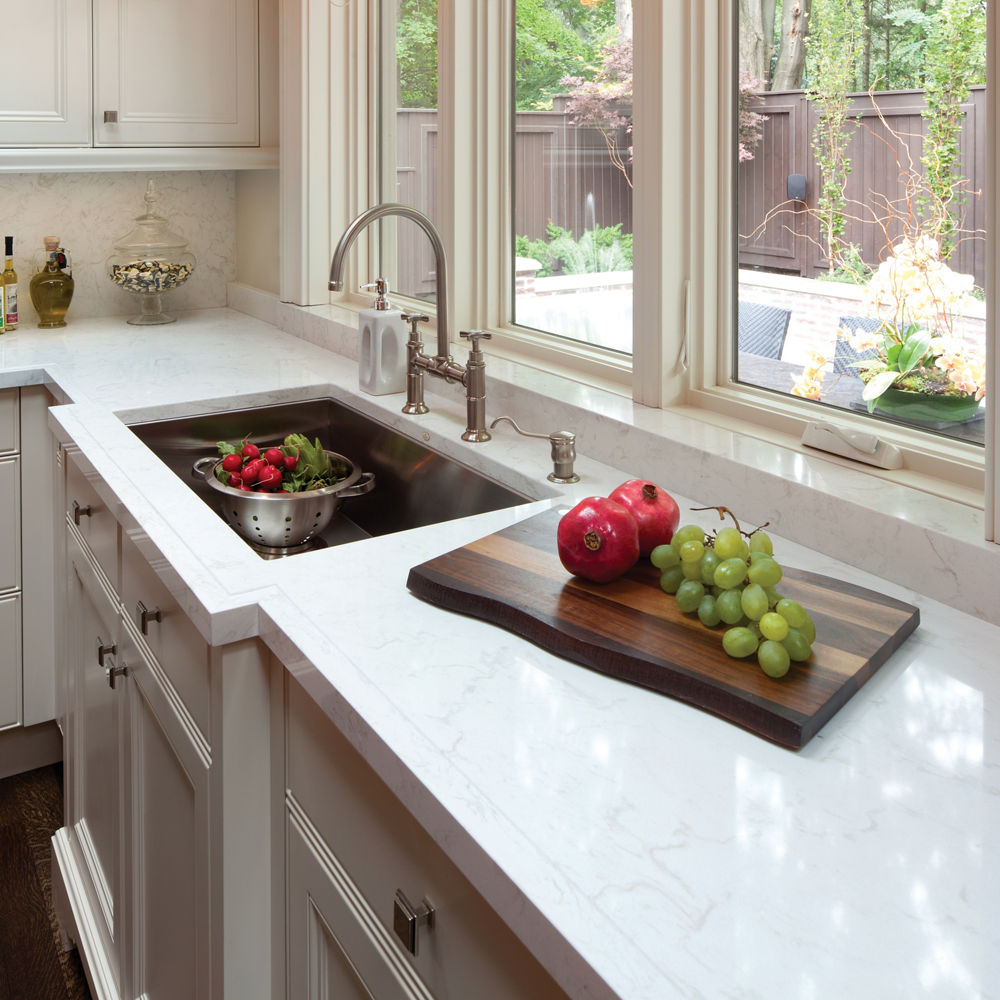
[[861, 369, 899, 413], [886, 343, 901, 368], [896, 327, 933, 374]]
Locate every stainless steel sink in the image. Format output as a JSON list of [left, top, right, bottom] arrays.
[[128, 397, 531, 557]]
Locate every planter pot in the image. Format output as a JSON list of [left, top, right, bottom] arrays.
[[874, 386, 982, 424]]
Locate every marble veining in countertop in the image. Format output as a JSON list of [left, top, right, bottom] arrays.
[[3, 306, 998, 999]]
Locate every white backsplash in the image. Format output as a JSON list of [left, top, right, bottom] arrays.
[[0, 172, 236, 326]]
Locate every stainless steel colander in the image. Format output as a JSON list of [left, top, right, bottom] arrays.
[[192, 451, 375, 552]]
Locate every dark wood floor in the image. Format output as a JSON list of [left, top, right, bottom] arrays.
[[0, 765, 91, 1000]]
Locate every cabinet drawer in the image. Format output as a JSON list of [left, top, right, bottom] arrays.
[[285, 676, 566, 1000], [0, 594, 22, 730], [0, 457, 19, 592], [121, 535, 210, 744], [66, 455, 119, 592], [0, 389, 16, 454]]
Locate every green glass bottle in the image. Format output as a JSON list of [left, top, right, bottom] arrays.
[[30, 237, 74, 329]]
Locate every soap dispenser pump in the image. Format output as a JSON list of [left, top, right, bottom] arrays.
[[358, 278, 408, 395]]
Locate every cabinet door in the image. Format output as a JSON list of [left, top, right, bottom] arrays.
[[286, 797, 434, 1000], [0, 594, 22, 731], [65, 530, 124, 998], [0, 456, 19, 593], [93, 0, 260, 147], [120, 625, 211, 1000], [0, 0, 91, 146]]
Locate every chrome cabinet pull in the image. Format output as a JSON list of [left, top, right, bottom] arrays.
[[392, 890, 434, 956], [137, 601, 162, 635], [106, 662, 128, 689], [73, 500, 93, 525], [96, 637, 116, 667]]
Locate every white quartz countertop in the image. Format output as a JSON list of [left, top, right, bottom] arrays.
[[4, 308, 998, 999]]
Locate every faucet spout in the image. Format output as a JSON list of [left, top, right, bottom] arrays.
[[329, 203, 450, 360]]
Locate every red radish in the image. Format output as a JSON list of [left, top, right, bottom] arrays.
[[221, 453, 243, 473], [237, 484, 254, 491], [241, 442, 260, 461], [263, 447, 285, 466], [283, 449, 299, 471], [608, 479, 680, 555], [241, 458, 266, 485], [557, 496, 639, 583], [227, 472, 243, 487], [256, 464, 283, 491]]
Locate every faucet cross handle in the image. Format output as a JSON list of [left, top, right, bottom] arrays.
[[401, 313, 430, 342], [460, 330, 492, 357]]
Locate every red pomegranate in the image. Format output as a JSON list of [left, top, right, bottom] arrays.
[[608, 479, 680, 555], [557, 496, 640, 583]]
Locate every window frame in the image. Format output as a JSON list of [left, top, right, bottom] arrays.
[[279, 0, 998, 541]]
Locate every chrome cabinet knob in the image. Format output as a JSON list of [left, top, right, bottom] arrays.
[[392, 889, 434, 956], [96, 637, 116, 667], [72, 500, 93, 525], [106, 662, 129, 689], [136, 601, 162, 635]]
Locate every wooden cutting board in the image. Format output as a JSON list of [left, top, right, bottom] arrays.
[[406, 508, 920, 749]]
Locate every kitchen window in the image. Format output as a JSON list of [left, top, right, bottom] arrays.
[[288, 0, 998, 541]]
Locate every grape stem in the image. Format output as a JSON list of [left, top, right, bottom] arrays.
[[690, 505, 770, 539]]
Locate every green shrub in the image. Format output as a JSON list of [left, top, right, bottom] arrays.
[[515, 222, 633, 278]]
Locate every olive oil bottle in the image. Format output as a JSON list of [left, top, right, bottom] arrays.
[[30, 237, 74, 328], [3, 237, 18, 331]]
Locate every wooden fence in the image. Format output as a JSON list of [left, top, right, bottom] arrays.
[[393, 103, 633, 297], [738, 87, 986, 288], [391, 87, 985, 298]]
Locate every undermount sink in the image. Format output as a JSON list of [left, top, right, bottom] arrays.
[[128, 397, 532, 557]]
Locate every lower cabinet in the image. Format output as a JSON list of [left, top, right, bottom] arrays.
[[55, 448, 568, 1000], [279, 670, 568, 1000], [57, 514, 211, 1000]]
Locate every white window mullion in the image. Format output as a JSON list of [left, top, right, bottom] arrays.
[[437, 1, 510, 348], [279, 0, 374, 307], [986, 0, 999, 542], [630, 0, 698, 407]]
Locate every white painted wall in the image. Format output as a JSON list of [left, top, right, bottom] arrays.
[[235, 170, 281, 295]]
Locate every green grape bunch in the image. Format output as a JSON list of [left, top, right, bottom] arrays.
[[650, 506, 816, 679]]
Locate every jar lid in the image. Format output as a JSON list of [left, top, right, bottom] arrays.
[[112, 179, 190, 255]]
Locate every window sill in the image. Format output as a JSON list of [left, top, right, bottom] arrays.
[[230, 283, 999, 624]]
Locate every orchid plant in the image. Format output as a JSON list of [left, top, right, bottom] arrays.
[[793, 235, 985, 409]]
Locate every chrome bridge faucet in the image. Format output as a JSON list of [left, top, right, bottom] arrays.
[[329, 203, 492, 443]]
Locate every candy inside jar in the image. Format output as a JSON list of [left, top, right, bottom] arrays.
[[107, 179, 196, 325]]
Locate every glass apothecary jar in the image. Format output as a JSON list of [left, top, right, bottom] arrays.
[[106, 179, 196, 325]]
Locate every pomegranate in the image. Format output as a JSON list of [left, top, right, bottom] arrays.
[[608, 479, 680, 555], [557, 496, 640, 583]]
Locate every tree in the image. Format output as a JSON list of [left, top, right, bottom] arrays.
[[771, 0, 812, 91], [921, 0, 987, 255], [561, 36, 633, 186], [514, 0, 617, 109], [395, 0, 437, 108], [807, 0, 865, 270], [739, 0, 778, 84]]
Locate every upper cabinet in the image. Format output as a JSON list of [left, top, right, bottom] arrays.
[[2, 0, 92, 146], [94, 0, 259, 148], [0, 0, 276, 167]]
